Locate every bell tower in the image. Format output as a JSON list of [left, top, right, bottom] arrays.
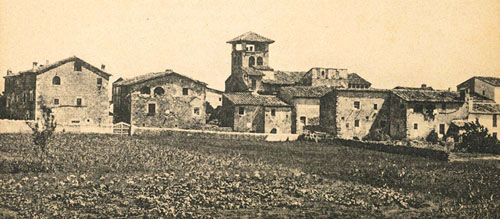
[[227, 31, 274, 75]]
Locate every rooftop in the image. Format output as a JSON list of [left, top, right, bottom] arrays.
[[476, 76, 500, 87], [391, 89, 463, 103], [114, 70, 207, 87], [280, 86, 333, 98], [348, 73, 371, 86], [227, 31, 275, 44], [471, 103, 500, 115], [262, 71, 307, 85], [224, 93, 289, 107]]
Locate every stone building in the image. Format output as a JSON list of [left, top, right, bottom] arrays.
[[467, 102, 500, 139], [320, 89, 391, 139], [220, 92, 291, 134], [279, 86, 333, 134], [457, 76, 500, 104], [112, 70, 207, 129], [206, 87, 223, 109], [3, 56, 111, 126], [389, 89, 468, 140]]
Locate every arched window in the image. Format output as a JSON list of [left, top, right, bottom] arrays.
[[154, 87, 165, 95], [249, 56, 255, 67], [270, 128, 277, 134], [140, 86, 150, 94], [52, 76, 61, 85], [257, 57, 263, 66]]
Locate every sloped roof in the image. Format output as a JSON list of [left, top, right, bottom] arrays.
[[115, 71, 207, 87], [224, 93, 289, 107], [262, 71, 307, 85], [476, 76, 500, 87], [252, 65, 274, 71], [391, 89, 463, 103], [471, 103, 500, 114], [470, 93, 495, 103], [5, 56, 111, 79], [280, 86, 333, 98], [207, 87, 223, 94], [348, 73, 371, 86], [227, 31, 275, 44], [394, 86, 434, 90], [451, 120, 468, 128], [241, 67, 264, 76]]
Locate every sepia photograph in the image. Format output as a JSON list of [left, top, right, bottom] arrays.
[[0, 0, 499, 217]]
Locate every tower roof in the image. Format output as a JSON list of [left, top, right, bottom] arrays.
[[227, 31, 275, 44]]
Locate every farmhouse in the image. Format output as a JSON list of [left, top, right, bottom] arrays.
[[457, 76, 500, 104], [112, 70, 207, 129], [320, 88, 391, 140], [220, 92, 292, 134], [3, 56, 111, 126]]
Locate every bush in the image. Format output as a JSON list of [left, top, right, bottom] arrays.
[[426, 130, 439, 144], [454, 120, 499, 154]]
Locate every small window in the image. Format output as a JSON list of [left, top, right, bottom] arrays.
[[71, 120, 80, 124], [374, 104, 378, 110], [482, 90, 485, 96], [148, 103, 156, 115], [76, 98, 82, 106], [493, 114, 497, 127], [251, 79, 256, 90], [341, 117, 345, 120], [321, 71, 325, 77], [354, 101, 360, 109], [54, 99, 59, 105], [249, 56, 255, 67], [271, 109, 276, 116], [97, 78, 102, 85], [414, 123, 418, 130], [441, 103, 446, 111], [346, 123, 350, 128], [194, 107, 200, 115], [270, 128, 277, 134], [354, 119, 360, 127], [439, 124, 445, 135], [182, 88, 189, 96], [140, 86, 150, 95], [219, 97, 222, 101], [74, 62, 82, 71], [238, 107, 245, 115], [300, 116, 306, 125], [257, 57, 263, 66], [154, 87, 165, 95], [52, 76, 61, 85], [493, 132, 498, 139]]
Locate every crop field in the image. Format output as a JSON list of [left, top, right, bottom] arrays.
[[1, 132, 499, 218]]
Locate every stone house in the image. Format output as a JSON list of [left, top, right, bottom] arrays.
[[206, 87, 223, 109], [279, 86, 333, 134], [389, 89, 468, 140], [3, 56, 111, 126], [295, 68, 372, 89], [112, 70, 207, 129], [220, 92, 292, 134], [320, 89, 391, 140], [467, 102, 500, 140], [457, 76, 500, 104]]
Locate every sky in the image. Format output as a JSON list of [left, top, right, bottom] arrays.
[[0, 0, 499, 92]]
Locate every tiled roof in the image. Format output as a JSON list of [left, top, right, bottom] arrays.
[[115, 71, 207, 87], [476, 76, 500, 87], [207, 87, 223, 94], [5, 56, 111, 79], [262, 71, 306, 85], [451, 120, 468, 128], [224, 93, 289, 107], [252, 65, 274, 71], [394, 86, 434, 90], [348, 73, 371, 86], [241, 67, 264, 76], [227, 31, 275, 44], [470, 93, 495, 103], [471, 103, 500, 114], [391, 89, 463, 103], [280, 86, 333, 98]]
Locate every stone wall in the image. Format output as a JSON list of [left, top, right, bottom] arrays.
[[298, 68, 349, 87], [231, 105, 264, 133], [468, 113, 499, 140], [294, 98, 320, 134], [473, 78, 496, 101], [36, 61, 110, 126], [4, 73, 36, 120], [263, 106, 292, 134], [128, 74, 206, 129], [388, 95, 407, 139]]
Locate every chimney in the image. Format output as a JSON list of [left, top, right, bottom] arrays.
[[165, 69, 172, 72], [101, 64, 106, 70], [32, 62, 38, 71], [421, 84, 427, 89], [6, 69, 12, 76]]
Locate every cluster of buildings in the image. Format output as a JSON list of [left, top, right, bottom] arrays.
[[3, 32, 500, 141]]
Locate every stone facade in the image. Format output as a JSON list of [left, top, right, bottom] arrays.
[[206, 88, 223, 108], [113, 71, 207, 129], [297, 68, 349, 87], [320, 89, 391, 139], [457, 77, 500, 103], [4, 57, 111, 126]]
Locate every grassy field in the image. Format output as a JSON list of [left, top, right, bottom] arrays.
[[1, 132, 499, 218]]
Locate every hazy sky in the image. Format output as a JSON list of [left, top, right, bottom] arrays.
[[1, 0, 499, 92]]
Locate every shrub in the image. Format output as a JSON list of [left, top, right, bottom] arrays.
[[455, 120, 499, 154], [426, 130, 439, 144], [26, 103, 57, 170]]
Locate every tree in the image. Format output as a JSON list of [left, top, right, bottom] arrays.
[[27, 100, 57, 170], [455, 119, 499, 154], [426, 130, 439, 144]]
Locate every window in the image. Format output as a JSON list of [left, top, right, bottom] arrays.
[[257, 57, 263, 66], [354, 101, 360, 109], [219, 97, 222, 101], [140, 86, 150, 94], [493, 132, 498, 139], [374, 104, 378, 110], [414, 123, 418, 130], [321, 71, 325, 77], [154, 87, 165, 95], [76, 98, 82, 106], [71, 120, 80, 124], [271, 109, 276, 116], [441, 103, 446, 111], [238, 107, 244, 115], [97, 78, 102, 85], [52, 76, 61, 85], [439, 124, 445, 135], [300, 116, 306, 125], [249, 56, 255, 67], [147, 103, 156, 115], [74, 62, 82, 71], [194, 107, 200, 115], [246, 44, 254, 51], [251, 79, 256, 90], [354, 119, 360, 127], [341, 117, 345, 120], [493, 114, 497, 127], [346, 123, 350, 128], [182, 88, 189, 96], [482, 90, 485, 96], [270, 128, 277, 134], [54, 99, 59, 105]]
